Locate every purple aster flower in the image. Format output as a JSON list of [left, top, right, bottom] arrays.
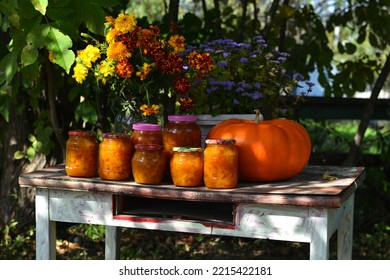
[[217, 61, 228, 67], [293, 72, 305, 81], [305, 82, 315, 87]]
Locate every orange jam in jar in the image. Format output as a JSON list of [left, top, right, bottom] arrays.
[[163, 115, 201, 161], [65, 130, 98, 177], [204, 139, 238, 189], [98, 133, 132, 181], [132, 144, 166, 184], [131, 123, 163, 146], [170, 147, 203, 187]]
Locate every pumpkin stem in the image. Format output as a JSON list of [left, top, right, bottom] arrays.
[[254, 109, 262, 124]]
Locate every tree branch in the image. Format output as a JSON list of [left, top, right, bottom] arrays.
[[262, 0, 281, 40], [344, 52, 390, 166], [45, 55, 66, 160]]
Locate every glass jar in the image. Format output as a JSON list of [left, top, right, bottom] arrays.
[[170, 147, 203, 187], [131, 123, 163, 146], [98, 133, 132, 181], [162, 115, 201, 160], [204, 139, 238, 189], [132, 144, 166, 184], [65, 130, 98, 178]]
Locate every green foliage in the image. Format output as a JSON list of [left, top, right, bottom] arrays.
[[303, 119, 389, 155], [14, 110, 55, 162], [69, 224, 105, 241], [0, 0, 122, 160], [0, 220, 35, 259]]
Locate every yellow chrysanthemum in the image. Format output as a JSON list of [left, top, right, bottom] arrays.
[[77, 45, 100, 68], [72, 63, 89, 84], [140, 104, 160, 116], [168, 35, 185, 53], [106, 41, 131, 61], [106, 28, 119, 44], [136, 62, 152, 81], [96, 60, 115, 85], [114, 13, 137, 34]]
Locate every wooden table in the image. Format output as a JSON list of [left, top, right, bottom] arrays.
[[19, 164, 365, 260]]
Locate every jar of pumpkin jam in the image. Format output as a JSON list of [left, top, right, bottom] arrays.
[[162, 115, 201, 160], [98, 133, 132, 181], [131, 123, 163, 146], [170, 147, 203, 187], [204, 139, 238, 189], [65, 130, 98, 178], [132, 144, 166, 184]]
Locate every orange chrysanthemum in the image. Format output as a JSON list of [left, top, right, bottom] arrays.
[[187, 51, 214, 74], [115, 59, 134, 78], [136, 63, 152, 81], [106, 41, 131, 61], [168, 35, 185, 53], [140, 104, 160, 116]]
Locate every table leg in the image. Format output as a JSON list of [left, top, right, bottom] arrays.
[[337, 193, 354, 259], [105, 226, 121, 260], [309, 209, 330, 260], [35, 188, 56, 260]]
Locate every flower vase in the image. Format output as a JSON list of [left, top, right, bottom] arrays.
[[114, 109, 139, 134]]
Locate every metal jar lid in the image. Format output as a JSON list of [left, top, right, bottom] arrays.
[[172, 147, 203, 153], [68, 130, 94, 137], [102, 133, 130, 139], [134, 144, 163, 151], [205, 139, 236, 145]]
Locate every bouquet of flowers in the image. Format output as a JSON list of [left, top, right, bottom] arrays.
[[182, 36, 314, 119], [72, 13, 214, 124]]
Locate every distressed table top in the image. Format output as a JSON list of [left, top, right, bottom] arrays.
[[19, 164, 365, 208]]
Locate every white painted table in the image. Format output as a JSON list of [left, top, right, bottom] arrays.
[[19, 164, 365, 260]]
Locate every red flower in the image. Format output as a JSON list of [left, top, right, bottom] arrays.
[[174, 76, 191, 95], [115, 59, 134, 78], [179, 97, 195, 111]]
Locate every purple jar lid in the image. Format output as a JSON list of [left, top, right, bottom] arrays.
[[132, 123, 161, 131], [168, 115, 198, 122]]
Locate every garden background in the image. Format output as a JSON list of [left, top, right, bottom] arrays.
[[0, 0, 389, 259]]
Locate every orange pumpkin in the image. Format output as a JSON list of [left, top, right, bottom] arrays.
[[206, 112, 311, 182]]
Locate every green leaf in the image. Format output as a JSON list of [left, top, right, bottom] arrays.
[[26, 147, 36, 163], [0, 94, 11, 121], [0, 52, 18, 86], [26, 23, 50, 47], [46, 26, 75, 73], [75, 99, 98, 124], [369, 32, 379, 48], [28, 134, 37, 142], [345, 42, 357, 54], [31, 0, 48, 15], [21, 44, 38, 67], [14, 151, 26, 160], [32, 139, 43, 151], [21, 61, 40, 84]]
